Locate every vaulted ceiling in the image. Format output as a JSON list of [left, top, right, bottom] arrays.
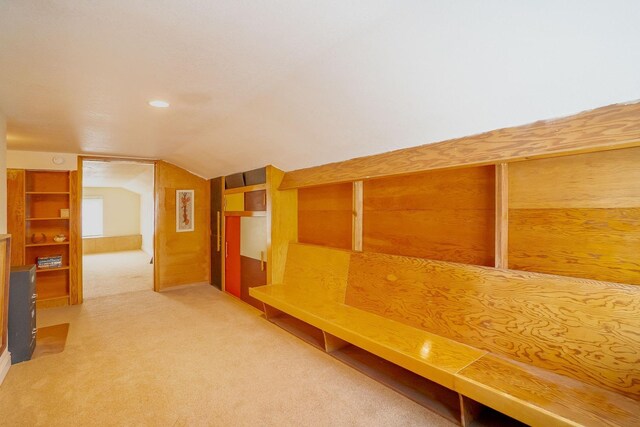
[[1, 1, 639, 178]]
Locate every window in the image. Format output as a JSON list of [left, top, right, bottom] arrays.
[[82, 197, 104, 237]]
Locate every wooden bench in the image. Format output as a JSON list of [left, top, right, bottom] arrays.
[[250, 243, 640, 426]]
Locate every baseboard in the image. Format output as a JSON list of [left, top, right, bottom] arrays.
[[0, 349, 11, 386], [158, 281, 210, 292]]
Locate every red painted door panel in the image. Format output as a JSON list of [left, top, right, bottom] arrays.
[[225, 216, 241, 298]]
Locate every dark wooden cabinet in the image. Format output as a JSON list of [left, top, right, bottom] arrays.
[[244, 190, 266, 211], [210, 177, 223, 289]]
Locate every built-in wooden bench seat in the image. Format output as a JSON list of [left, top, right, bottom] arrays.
[[250, 243, 640, 426]]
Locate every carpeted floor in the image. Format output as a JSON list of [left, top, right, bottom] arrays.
[[83, 250, 154, 299], [0, 285, 455, 426]]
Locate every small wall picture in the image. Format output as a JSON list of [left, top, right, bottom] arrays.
[[176, 190, 195, 232]]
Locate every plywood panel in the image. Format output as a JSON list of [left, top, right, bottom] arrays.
[[282, 243, 350, 303], [298, 182, 352, 250], [155, 161, 210, 290], [6, 169, 25, 266], [510, 147, 640, 209], [363, 167, 494, 266], [281, 102, 640, 189], [26, 171, 70, 192], [509, 208, 640, 284], [345, 251, 640, 399], [509, 148, 640, 284], [266, 166, 298, 286], [456, 354, 640, 427]]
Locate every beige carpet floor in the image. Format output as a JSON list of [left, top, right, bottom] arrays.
[[83, 250, 154, 299], [0, 285, 455, 426]]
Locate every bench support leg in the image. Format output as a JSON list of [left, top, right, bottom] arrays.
[[263, 303, 283, 320], [459, 394, 483, 427], [323, 331, 349, 353]]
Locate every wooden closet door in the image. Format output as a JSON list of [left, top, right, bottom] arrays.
[[210, 177, 223, 289], [224, 216, 241, 298], [239, 216, 267, 310]]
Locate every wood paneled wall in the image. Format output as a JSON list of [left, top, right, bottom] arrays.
[[155, 161, 211, 290], [298, 183, 352, 250], [6, 169, 25, 266], [509, 147, 640, 284], [363, 166, 495, 266]]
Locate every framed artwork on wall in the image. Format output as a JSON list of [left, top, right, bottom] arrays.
[[176, 189, 194, 232]]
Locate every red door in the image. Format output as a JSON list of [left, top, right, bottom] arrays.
[[225, 216, 241, 298]]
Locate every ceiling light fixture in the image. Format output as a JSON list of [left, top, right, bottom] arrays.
[[148, 100, 170, 108]]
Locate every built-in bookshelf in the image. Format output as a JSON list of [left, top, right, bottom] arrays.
[[7, 169, 78, 308]]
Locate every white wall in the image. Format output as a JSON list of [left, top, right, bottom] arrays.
[[6, 150, 78, 171], [83, 187, 140, 238], [120, 167, 154, 256]]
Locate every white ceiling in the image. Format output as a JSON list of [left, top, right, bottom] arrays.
[[1, 1, 639, 178], [83, 161, 153, 195]]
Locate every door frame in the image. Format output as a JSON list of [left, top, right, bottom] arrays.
[[76, 156, 158, 302]]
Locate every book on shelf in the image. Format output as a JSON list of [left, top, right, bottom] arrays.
[[37, 255, 63, 269]]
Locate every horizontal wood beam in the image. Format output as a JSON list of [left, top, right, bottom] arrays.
[[280, 102, 640, 189]]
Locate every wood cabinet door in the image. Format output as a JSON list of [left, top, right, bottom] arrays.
[[224, 216, 241, 298]]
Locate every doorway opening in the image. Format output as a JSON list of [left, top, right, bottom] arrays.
[[81, 159, 155, 299]]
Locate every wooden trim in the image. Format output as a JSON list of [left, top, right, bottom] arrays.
[[69, 169, 81, 304], [224, 210, 267, 217], [352, 181, 363, 251], [153, 161, 160, 293], [459, 395, 483, 427], [78, 155, 156, 164], [323, 331, 349, 352], [224, 183, 266, 195], [495, 163, 508, 269], [280, 102, 640, 189], [0, 349, 10, 386]]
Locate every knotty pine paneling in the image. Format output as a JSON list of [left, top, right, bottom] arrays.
[[363, 166, 495, 266], [509, 147, 640, 284], [298, 183, 352, 250]]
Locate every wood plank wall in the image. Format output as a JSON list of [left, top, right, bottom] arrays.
[[363, 166, 495, 266], [509, 147, 640, 284], [298, 183, 353, 250], [155, 161, 211, 290]]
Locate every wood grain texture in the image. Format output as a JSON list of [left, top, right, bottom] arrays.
[[266, 165, 298, 285], [509, 208, 640, 284], [281, 243, 350, 303], [280, 102, 640, 189], [352, 181, 363, 251], [495, 163, 508, 269], [509, 147, 640, 209], [345, 251, 640, 399], [298, 182, 352, 250], [69, 170, 80, 305], [251, 282, 486, 390], [26, 171, 70, 192], [155, 161, 210, 290], [6, 169, 25, 266], [456, 354, 640, 427], [363, 167, 495, 266]]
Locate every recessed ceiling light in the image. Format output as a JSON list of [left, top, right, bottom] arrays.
[[148, 100, 170, 108]]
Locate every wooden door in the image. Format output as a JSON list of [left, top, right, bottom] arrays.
[[224, 216, 241, 298], [210, 177, 223, 289]]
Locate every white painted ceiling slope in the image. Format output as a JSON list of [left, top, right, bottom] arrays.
[[1, 1, 639, 178]]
